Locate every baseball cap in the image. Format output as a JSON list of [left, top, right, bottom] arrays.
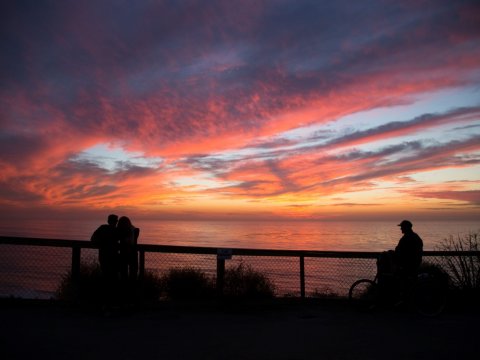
[[397, 220, 412, 228]]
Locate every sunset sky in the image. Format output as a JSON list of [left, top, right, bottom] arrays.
[[1, 0, 479, 222]]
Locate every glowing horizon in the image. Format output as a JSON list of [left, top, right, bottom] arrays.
[[1, 1, 479, 222]]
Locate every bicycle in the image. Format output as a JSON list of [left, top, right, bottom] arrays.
[[349, 269, 448, 316]]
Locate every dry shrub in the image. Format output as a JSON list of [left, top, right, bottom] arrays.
[[436, 231, 480, 291]]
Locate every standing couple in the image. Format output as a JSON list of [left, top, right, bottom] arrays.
[[91, 214, 140, 283]]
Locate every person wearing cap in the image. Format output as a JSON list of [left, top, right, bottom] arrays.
[[394, 220, 423, 278]]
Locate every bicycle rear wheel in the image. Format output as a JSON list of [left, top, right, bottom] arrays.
[[412, 277, 447, 316], [349, 279, 378, 311]]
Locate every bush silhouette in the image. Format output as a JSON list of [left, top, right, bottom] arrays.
[[419, 261, 449, 285], [56, 262, 163, 305], [56, 262, 104, 305], [223, 263, 275, 299], [161, 267, 215, 300], [57, 262, 276, 304], [436, 231, 480, 291]]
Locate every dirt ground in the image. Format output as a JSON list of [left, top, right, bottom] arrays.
[[1, 299, 478, 360]]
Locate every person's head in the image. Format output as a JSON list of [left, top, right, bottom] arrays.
[[117, 216, 132, 229], [398, 220, 413, 234], [107, 214, 118, 226]]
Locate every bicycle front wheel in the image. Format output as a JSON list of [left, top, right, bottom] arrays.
[[349, 279, 378, 311]]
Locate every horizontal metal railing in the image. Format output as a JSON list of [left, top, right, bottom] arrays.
[[1, 236, 478, 299]]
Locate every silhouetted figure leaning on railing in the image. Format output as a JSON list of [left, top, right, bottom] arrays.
[[91, 214, 119, 283], [91, 214, 120, 308], [118, 216, 140, 284]]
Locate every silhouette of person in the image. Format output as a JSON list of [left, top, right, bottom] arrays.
[[394, 220, 423, 278], [91, 214, 119, 282], [118, 216, 140, 283]]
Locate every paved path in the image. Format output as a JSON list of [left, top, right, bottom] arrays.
[[1, 300, 478, 359]]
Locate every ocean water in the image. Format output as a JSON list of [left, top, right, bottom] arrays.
[[0, 219, 478, 251], [0, 219, 478, 299]]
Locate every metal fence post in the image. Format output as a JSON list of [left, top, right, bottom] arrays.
[[139, 250, 145, 279], [217, 258, 225, 296], [300, 255, 305, 299], [71, 246, 81, 282]]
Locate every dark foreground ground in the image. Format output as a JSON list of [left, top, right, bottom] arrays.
[[1, 298, 479, 360]]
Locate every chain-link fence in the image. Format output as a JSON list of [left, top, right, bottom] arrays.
[[1, 236, 478, 300], [0, 243, 70, 299]]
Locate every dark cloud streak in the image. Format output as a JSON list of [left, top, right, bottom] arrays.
[[1, 0, 479, 216], [2, 0, 479, 150]]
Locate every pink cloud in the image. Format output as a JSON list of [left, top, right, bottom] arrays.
[[1, 1, 479, 219], [412, 190, 480, 205]]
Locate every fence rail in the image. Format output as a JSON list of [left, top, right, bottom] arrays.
[[1, 236, 478, 300]]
